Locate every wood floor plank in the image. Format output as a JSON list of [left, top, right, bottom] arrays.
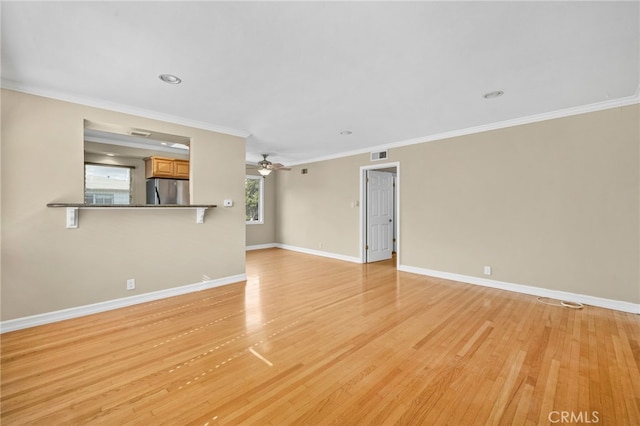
[[2, 248, 639, 424]]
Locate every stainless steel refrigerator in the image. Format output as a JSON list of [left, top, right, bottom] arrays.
[[146, 178, 189, 205]]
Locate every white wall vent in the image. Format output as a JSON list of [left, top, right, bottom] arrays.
[[370, 150, 388, 161]]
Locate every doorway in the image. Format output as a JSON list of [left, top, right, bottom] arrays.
[[360, 162, 399, 265]]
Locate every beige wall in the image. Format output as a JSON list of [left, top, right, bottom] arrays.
[[1, 89, 247, 320], [2, 89, 637, 321], [276, 155, 364, 255], [245, 168, 276, 247], [276, 105, 640, 304]]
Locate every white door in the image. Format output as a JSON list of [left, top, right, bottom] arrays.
[[366, 170, 394, 262]]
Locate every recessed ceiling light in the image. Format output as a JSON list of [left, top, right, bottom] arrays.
[[340, 130, 352, 135], [159, 74, 182, 84], [483, 90, 504, 99], [105, 153, 115, 157]]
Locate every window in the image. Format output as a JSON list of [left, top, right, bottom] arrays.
[[245, 175, 264, 224], [85, 164, 132, 205]]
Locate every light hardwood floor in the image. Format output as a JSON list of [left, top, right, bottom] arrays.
[[2, 248, 639, 425]]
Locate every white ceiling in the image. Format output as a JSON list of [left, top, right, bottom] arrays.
[[2, 1, 638, 166]]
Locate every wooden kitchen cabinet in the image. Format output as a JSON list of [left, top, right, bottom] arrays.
[[145, 156, 190, 179], [173, 160, 190, 179]]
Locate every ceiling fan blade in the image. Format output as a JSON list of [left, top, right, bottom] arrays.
[[271, 163, 291, 170]]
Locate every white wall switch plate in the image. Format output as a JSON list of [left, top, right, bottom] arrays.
[[484, 266, 492, 275], [126, 278, 135, 290]]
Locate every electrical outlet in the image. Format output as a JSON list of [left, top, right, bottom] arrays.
[[483, 266, 492, 276], [319, 242, 323, 249], [126, 278, 136, 290]]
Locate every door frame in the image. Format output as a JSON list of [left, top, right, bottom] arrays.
[[359, 162, 400, 266]]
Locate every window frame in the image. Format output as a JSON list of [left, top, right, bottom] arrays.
[[84, 162, 133, 205], [245, 175, 264, 225]]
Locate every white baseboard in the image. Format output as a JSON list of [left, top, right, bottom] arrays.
[[276, 244, 362, 264], [246, 243, 278, 251], [0, 273, 247, 333], [398, 265, 639, 314]]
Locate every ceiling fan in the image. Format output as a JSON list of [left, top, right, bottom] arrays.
[[252, 154, 291, 176]]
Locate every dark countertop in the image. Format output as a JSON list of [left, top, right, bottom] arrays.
[[47, 203, 217, 208]]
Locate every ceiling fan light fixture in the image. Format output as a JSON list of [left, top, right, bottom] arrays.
[[254, 154, 288, 176]]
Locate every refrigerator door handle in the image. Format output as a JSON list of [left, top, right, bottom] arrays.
[[155, 187, 162, 204]]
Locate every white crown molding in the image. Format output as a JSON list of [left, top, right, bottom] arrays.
[[398, 265, 640, 315], [0, 79, 252, 139], [4, 79, 637, 166], [276, 244, 361, 264], [0, 273, 247, 333], [288, 93, 640, 167]]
